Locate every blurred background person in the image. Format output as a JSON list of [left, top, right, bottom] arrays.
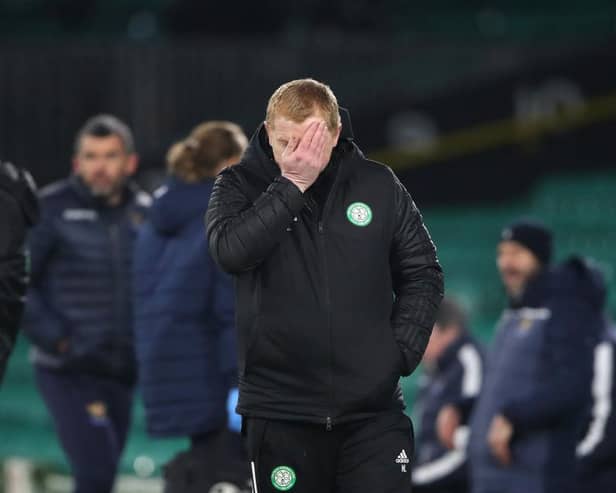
[[133, 121, 248, 492], [412, 297, 483, 493], [464, 220, 604, 493], [0, 161, 39, 385], [576, 319, 616, 493], [20, 115, 150, 493]]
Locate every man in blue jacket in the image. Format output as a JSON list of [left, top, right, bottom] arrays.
[[412, 298, 483, 493], [461, 220, 604, 493], [22, 115, 150, 493], [134, 121, 248, 492], [576, 322, 616, 493]]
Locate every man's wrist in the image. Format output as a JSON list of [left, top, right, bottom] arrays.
[[267, 176, 306, 216], [280, 174, 307, 193]]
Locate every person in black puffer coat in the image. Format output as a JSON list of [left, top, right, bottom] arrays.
[[207, 78, 444, 493], [0, 161, 39, 384]]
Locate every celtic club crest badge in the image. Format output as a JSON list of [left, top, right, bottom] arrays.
[[271, 465, 296, 491], [346, 202, 373, 227]]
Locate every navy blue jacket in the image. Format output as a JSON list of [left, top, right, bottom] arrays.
[[468, 257, 605, 493], [413, 333, 483, 493], [576, 325, 616, 493], [22, 176, 150, 382], [133, 177, 237, 438]]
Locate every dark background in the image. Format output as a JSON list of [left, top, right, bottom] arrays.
[[1, 0, 615, 206]]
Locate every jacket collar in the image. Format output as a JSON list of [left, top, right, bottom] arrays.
[[150, 177, 214, 234]]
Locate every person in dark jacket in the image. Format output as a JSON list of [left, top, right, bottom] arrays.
[[133, 121, 249, 492], [21, 115, 150, 493], [412, 298, 483, 493], [206, 78, 444, 493], [0, 161, 39, 384], [458, 219, 604, 493], [576, 322, 616, 493]]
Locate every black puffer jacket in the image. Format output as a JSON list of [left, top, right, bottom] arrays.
[[0, 162, 39, 384], [207, 112, 443, 427]]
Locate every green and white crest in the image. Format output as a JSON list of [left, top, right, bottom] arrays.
[[271, 466, 296, 491], [346, 202, 373, 227]]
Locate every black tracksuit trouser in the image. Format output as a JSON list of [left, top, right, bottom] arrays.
[[244, 410, 413, 493]]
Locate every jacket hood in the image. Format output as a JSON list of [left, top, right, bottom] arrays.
[[150, 177, 214, 235], [551, 256, 607, 310], [519, 255, 607, 311]]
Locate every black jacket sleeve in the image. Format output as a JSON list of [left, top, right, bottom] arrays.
[[0, 252, 27, 384], [206, 169, 305, 274], [389, 172, 444, 377], [0, 162, 39, 384]]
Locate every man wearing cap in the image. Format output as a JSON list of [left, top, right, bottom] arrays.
[[443, 219, 604, 493]]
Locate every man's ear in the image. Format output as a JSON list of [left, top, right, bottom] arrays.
[[333, 124, 342, 146], [71, 157, 79, 173], [126, 154, 139, 176], [264, 121, 272, 145]]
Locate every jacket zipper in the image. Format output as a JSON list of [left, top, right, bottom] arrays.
[[317, 163, 342, 431], [317, 225, 333, 431], [108, 222, 122, 373]]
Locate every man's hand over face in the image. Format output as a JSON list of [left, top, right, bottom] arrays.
[[279, 121, 329, 193]]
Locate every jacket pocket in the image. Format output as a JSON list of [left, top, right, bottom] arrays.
[[242, 273, 262, 377], [388, 328, 406, 376], [244, 316, 261, 375]]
